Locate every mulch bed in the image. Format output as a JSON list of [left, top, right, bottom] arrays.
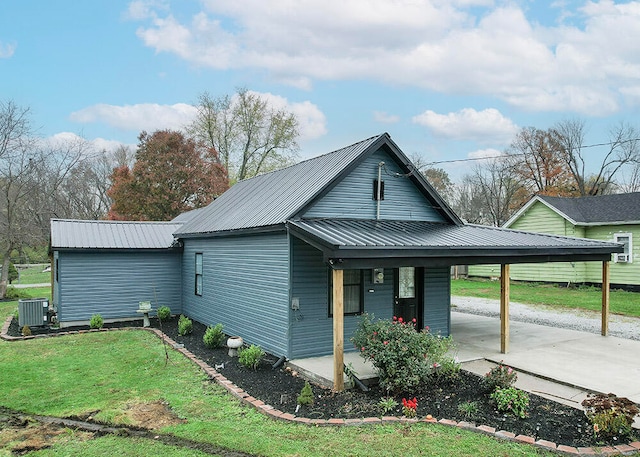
[[8, 316, 637, 448]]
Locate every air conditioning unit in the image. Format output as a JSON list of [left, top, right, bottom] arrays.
[[616, 254, 630, 263], [18, 298, 49, 327]]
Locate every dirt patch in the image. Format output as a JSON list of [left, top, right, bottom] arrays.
[[124, 400, 186, 429], [0, 419, 93, 455]]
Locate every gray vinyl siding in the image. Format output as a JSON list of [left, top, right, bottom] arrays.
[[302, 149, 446, 222], [424, 267, 451, 336], [289, 237, 395, 359], [56, 250, 182, 323], [181, 232, 290, 357]]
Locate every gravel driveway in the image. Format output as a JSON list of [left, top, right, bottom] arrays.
[[451, 295, 640, 341]]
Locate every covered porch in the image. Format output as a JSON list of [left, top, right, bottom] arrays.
[[287, 219, 622, 391]]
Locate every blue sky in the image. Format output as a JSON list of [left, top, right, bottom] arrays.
[[2, 0, 639, 180]]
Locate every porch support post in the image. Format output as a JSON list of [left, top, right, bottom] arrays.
[[332, 269, 344, 392], [500, 264, 510, 354], [602, 261, 610, 336]]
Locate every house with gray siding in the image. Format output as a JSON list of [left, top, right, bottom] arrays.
[[50, 219, 183, 327], [50, 133, 622, 389]]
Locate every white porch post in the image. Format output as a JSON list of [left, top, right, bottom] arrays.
[[332, 269, 344, 392], [500, 264, 510, 354], [602, 260, 610, 336]]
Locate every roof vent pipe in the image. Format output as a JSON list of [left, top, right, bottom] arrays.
[[377, 162, 384, 220]]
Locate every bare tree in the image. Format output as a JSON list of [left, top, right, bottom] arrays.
[[551, 119, 640, 196], [188, 88, 299, 182]]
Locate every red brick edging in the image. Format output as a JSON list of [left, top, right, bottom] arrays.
[[2, 316, 639, 457]]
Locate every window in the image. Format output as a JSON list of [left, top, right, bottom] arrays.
[[614, 233, 632, 263], [329, 269, 363, 316], [195, 253, 203, 295]]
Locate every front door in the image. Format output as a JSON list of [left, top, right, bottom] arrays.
[[394, 267, 423, 328]]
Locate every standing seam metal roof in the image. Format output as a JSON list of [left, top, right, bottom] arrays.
[[174, 134, 388, 235], [50, 219, 183, 249]]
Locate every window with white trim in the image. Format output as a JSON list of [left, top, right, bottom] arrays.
[[195, 253, 203, 295], [613, 233, 632, 263]]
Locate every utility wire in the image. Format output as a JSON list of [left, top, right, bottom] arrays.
[[424, 137, 640, 167]]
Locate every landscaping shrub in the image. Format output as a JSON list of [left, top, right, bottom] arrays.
[[177, 315, 193, 336], [5, 287, 31, 300], [89, 314, 104, 329], [377, 397, 398, 416], [239, 344, 265, 370], [351, 313, 457, 393], [157, 306, 171, 321], [483, 362, 517, 392], [490, 387, 529, 419], [297, 381, 314, 406], [582, 393, 639, 441], [203, 323, 225, 348], [458, 400, 480, 419], [21, 325, 31, 336]]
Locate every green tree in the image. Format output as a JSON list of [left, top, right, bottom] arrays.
[[188, 88, 299, 183], [107, 130, 228, 220]]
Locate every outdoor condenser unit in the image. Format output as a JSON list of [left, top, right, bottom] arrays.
[[18, 298, 49, 327]]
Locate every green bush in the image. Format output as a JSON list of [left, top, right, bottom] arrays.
[[351, 313, 457, 394], [457, 401, 480, 419], [21, 325, 31, 336], [5, 287, 31, 300], [177, 315, 193, 336], [297, 381, 314, 406], [238, 344, 265, 370], [582, 393, 639, 441], [483, 362, 518, 392], [203, 323, 225, 348], [377, 397, 399, 416], [157, 306, 171, 321], [490, 387, 529, 419], [8, 262, 18, 283], [89, 314, 104, 329]]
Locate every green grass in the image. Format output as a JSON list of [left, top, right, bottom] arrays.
[[14, 264, 50, 285], [452, 278, 640, 317], [0, 286, 51, 322], [0, 330, 553, 457]]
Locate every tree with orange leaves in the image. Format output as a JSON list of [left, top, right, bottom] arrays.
[[107, 130, 228, 221]]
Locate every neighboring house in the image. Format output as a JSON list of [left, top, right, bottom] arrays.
[[468, 193, 640, 289], [50, 134, 621, 365], [50, 219, 184, 326]]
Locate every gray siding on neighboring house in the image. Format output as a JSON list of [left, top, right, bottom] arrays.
[[56, 250, 182, 324], [423, 267, 450, 336], [302, 149, 446, 222], [289, 237, 395, 359], [181, 232, 290, 358]]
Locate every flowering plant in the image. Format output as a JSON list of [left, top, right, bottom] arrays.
[[402, 397, 418, 418], [483, 362, 517, 392], [351, 314, 458, 393]]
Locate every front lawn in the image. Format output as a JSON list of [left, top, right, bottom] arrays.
[[452, 278, 640, 318], [0, 330, 554, 457]]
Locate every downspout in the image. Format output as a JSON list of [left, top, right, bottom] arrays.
[[376, 162, 384, 220]]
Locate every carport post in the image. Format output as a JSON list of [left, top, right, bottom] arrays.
[[500, 264, 510, 354], [602, 261, 610, 336], [332, 269, 344, 392]]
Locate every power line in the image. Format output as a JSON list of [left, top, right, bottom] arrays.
[[425, 137, 640, 167]]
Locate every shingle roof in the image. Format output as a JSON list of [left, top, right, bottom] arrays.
[[175, 133, 460, 236], [50, 219, 183, 249], [538, 193, 640, 224], [287, 219, 622, 263]]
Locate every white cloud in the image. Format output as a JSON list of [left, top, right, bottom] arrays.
[[70, 103, 198, 132], [0, 41, 16, 58], [69, 93, 327, 141], [123, 0, 168, 20], [468, 148, 503, 160], [373, 111, 400, 124], [412, 108, 518, 144], [131, 0, 640, 115]]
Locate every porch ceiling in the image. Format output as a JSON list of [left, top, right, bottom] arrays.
[[287, 219, 622, 269]]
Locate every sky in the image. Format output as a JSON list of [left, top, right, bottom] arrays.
[[2, 0, 640, 181]]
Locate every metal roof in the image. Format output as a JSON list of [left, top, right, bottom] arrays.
[[175, 133, 460, 236], [287, 219, 622, 267], [537, 193, 640, 224], [50, 219, 183, 250]]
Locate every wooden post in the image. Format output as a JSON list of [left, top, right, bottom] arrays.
[[332, 269, 344, 392], [500, 264, 510, 354], [602, 261, 610, 336]]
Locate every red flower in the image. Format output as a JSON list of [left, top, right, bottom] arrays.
[[398, 317, 403, 323], [392, 316, 397, 321], [361, 347, 365, 351], [383, 341, 389, 345], [412, 318, 417, 323]]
